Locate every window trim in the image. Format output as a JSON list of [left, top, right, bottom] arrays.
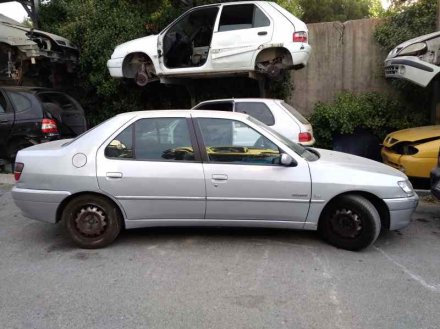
[[193, 117, 285, 167], [104, 117, 203, 163]]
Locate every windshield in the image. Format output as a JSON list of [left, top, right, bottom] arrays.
[[249, 116, 319, 161]]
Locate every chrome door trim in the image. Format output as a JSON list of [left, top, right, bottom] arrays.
[[207, 197, 309, 203], [116, 196, 205, 201]]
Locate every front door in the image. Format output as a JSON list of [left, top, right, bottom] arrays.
[[195, 117, 311, 223], [158, 6, 220, 74], [96, 116, 206, 220], [210, 3, 273, 70]]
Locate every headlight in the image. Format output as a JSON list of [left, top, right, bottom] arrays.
[[398, 180, 414, 196], [397, 42, 427, 56]]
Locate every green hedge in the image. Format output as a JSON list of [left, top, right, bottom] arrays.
[[309, 92, 430, 149]]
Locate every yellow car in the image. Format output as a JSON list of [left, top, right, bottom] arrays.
[[381, 126, 440, 178]]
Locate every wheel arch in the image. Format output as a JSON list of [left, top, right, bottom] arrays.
[[318, 191, 390, 230], [254, 47, 293, 67], [122, 52, 156, 79], [56, 191, 126, 227]]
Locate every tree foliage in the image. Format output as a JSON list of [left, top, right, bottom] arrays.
[[374, 0, 437, 52], [297, 0, 374, 23]]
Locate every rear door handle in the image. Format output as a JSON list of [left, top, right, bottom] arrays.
[[106, 172, 123, 179], [258, 31, 268, 36], [0, 119, 8, 123]]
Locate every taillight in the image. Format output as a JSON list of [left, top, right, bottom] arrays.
[[41, 118, 58, 134], [14, 162, 24, 181], [299, 132, 312, 143], [293, 31, 308, 43]]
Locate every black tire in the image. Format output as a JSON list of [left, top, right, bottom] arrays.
[[318, 195, 381, 251], [62, 194, 122, 249]]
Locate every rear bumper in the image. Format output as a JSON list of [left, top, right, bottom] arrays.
[[383, 194, 419, 230], [11, 187, 70, 223], [284, 43, 311, 67]]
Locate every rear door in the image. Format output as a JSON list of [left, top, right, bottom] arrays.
[[211, 3, 273, 70], [97, 115, 206, 221], [0, 89, 14, 156]]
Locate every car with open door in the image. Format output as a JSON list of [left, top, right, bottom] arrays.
[[107, 1, 311, 86], [12, 110, 418, 251]]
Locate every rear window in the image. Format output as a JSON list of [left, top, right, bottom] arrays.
[[235, 102, 275, 126], [37, 92, 82, 113], [195, 102, 233, 112], [280, 101, 309, 125]]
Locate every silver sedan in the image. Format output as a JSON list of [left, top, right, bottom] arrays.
[[12, 110, 419, 250]]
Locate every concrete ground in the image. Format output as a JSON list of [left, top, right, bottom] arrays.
[[0, 184, 439, 329]]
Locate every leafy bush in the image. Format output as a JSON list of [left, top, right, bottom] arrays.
[[309, 92, 430, 149]]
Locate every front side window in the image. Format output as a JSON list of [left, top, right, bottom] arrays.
[[106, 118, 195, 162], [0, 91, 7, 113], [235, 102, 275, 126], [219, 4, 270, 32], [198, 118, 280, 164]]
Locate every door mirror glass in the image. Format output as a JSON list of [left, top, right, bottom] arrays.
[[280, 153, 296, 167]]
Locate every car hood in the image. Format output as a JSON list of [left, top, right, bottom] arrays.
[[111, 34, 158, 58], [387, 31, 440, 59], [0, 15, 77, 49], [313, 148, 406, 178], [383, 125, 440, 146]]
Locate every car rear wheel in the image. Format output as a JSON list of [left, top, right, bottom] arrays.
[[318, 195, 381, 251], [62, 194, 122, 249]]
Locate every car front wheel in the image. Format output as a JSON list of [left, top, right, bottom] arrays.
[[318, 195, 381, 251], [62, 194, 122, 249]]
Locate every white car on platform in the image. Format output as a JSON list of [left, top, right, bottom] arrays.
[[107, 1, 311, 86]]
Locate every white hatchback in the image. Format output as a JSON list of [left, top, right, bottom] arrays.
[[107, 1, 311, 86], [193, 98, 315, 146]]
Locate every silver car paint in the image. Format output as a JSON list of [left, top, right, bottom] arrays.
[[12, 110, 418, 232]]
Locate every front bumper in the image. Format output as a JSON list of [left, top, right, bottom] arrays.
[[384, 56, 440, 87], [383, 194, 419, 230], [430, 167, 440, 200], [107, 57, 124, 78], [11, 187, 71, 223], [381, 147, 435, 178]]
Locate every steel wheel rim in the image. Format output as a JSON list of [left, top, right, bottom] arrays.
[[329, 208, 363, 238], [74, 205, 108, 238]]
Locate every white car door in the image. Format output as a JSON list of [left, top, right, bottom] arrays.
[[210, 3, 273, 70]]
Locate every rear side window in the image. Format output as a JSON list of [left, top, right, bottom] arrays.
[[235, 102, 275, 126], [6, 92, 32, 112], [195, 102, 233, 112], [219, 4, 269, 32], [106, 118, 195, 162]]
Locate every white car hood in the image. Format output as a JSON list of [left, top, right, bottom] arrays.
[[313, 148, 406, 178], [387, 31, 440, 59], [111, 34, 158, 58]]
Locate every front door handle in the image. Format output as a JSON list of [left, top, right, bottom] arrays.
[[258, 31, 268, 36], [212, 174, 228, 181], [106, 172, 123, 179]]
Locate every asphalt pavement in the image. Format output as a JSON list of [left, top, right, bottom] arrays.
[[0, 184, 439, 329]]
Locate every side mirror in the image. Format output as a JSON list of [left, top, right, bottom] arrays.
[[280, 153, 297, 167]]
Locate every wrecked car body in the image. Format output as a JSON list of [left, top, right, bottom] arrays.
[[107, 1, 311, 86], [0, 14, 78, 85], [384, 31, 440, 87], [381, 125, 440, 179]]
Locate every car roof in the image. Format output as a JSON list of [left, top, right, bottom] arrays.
[[115, 109, 251, 121], [196, 98, 281, 104]]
